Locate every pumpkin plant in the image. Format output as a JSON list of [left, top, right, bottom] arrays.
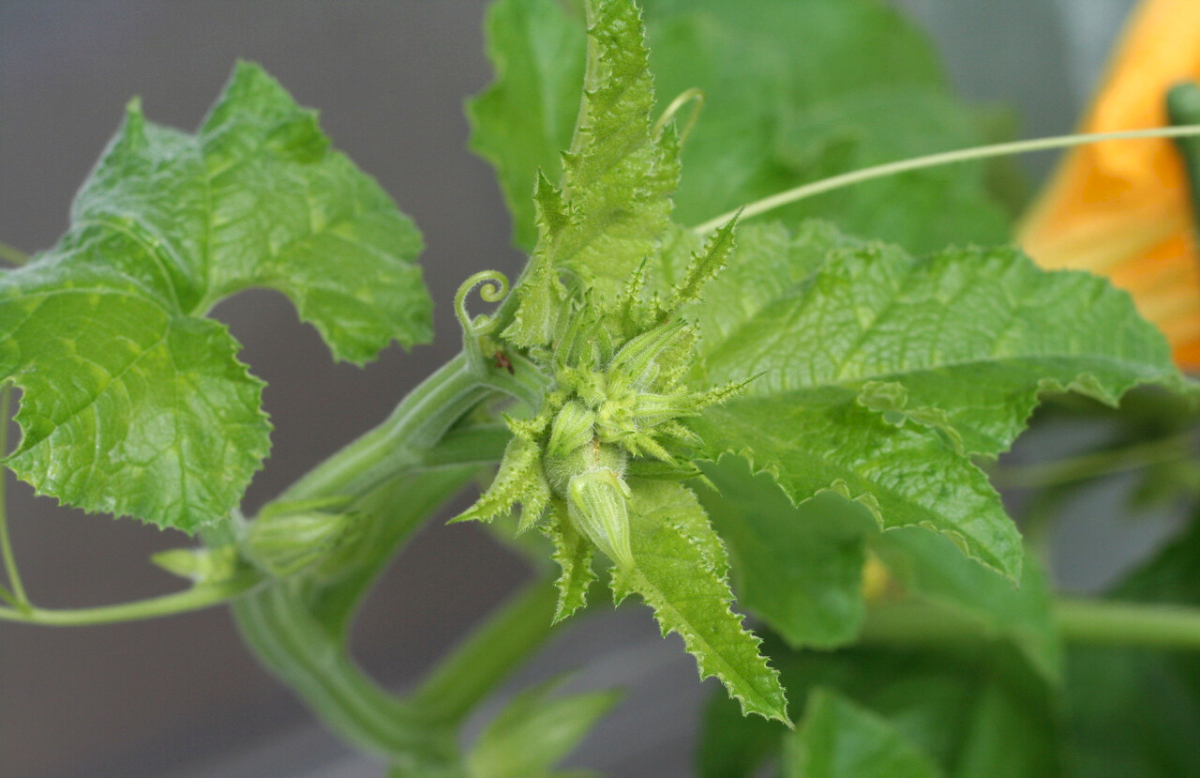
[[4, 0, 1200, 775]]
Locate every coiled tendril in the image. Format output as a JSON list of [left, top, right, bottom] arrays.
[[455, 270, 510, 338]]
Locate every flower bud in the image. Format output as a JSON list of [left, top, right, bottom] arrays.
[[567, 468, 634, 569], [151, 545, 241, 585], [546, 400, 597, 460], [243, 510, 352, 579]]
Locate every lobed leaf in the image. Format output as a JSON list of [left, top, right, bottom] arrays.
[[697, 455, 874, 650], [689, 221, 1182, 579], [784, 687, 944, 778], [3, 62, 431, 530], [699, 637, 1064, 778], [470, 0, 1011, 254], [467, 0, 587, 250]]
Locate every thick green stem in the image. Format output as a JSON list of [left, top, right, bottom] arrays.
[[221, 350, 549, 766], [1054, 598, 1200, 650], [858, 601, 989, 646], [410, 579, 561, 727], [226, 471, 485, 764], [861, 597, 1200, 651], [283, 354, 493, 503], [991, 430, 1196, 490], [232, 583, 456, 768], [279, 352, 543, 505]]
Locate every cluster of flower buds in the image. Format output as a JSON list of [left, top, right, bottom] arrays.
[[452, 221, 744, 572]]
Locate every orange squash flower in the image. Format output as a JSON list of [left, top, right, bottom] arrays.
[[1017, 0, 1200, 367]]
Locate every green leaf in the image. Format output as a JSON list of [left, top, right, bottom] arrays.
[[467, 0, 586, 250], [694, 450, 1061, 674], [1063, 514, 1200, 777], [3, 62, 431, 530], [699, 639, 1064, 778], [784, 687, 943, 778], [544, 501, 597, 622], [470, 0, 1010, 253], [696, 455, 875, 649], [611, 479, 790, 724], [520, 0, 679, 317], [497, 0, 682, 343], [652, 3, 1009, 249], [640, 0, 1010, 252], [467, 679, 619, 778], [871, 528, 1062, 685], [689, 221, 1181, 578]]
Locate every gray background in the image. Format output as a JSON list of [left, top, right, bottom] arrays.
[[0, 1, 1148, 777]]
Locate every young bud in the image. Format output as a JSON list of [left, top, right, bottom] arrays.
[[567, 468, 634, 570], [546, 400, 597, 460], [243, 510, 352, 579], [151, 545, 241, 585]]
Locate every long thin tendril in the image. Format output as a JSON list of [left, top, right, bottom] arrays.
[[653, 88, 704, 146], [692, 124, 1200, 235]]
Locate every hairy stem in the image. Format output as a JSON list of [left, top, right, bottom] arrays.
[[279, 352, 542, 505], [692, 124, 1200, 234], [409, 579, 561, 727], [220, 348, 547, 766]]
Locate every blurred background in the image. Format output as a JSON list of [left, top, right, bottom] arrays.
[[0, 1, 1155, 776]]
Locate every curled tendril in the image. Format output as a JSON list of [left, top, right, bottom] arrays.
[[652, 87, 704, 146], [455, 270, 511, 337]]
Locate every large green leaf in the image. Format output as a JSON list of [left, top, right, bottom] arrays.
[[467, 0, 586, 250], [4, 63, 431, 530], [696, 455, 875, 649], [784, 688, 943, 778], [693, 452, 1061, 676], [611, 479, 790, 724], [870, 528, 1061, 684], [641, 0, 1010, 252], [1063, 514, 1200, 777], [499, 0, 681, 344], [469, 0, 1009, 253], [699, 639, 1064, 778], [689, 221, 1181, 579]]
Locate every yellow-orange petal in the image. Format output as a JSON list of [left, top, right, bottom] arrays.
[[1017, 0, 1200, 368]]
